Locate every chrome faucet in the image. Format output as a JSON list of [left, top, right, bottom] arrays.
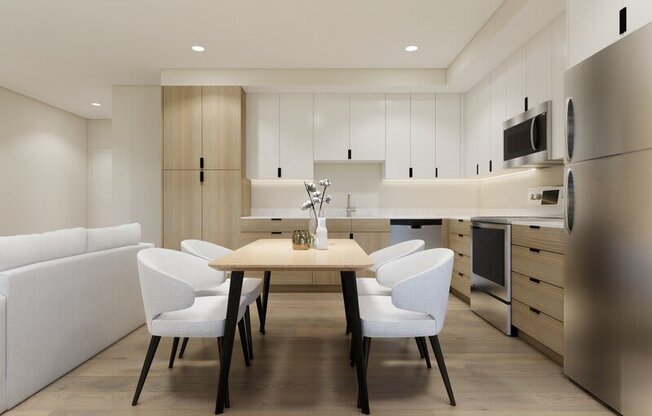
[[345, 193, 357, 217]]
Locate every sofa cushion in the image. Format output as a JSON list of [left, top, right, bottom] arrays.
[[0, 228, 87, 272], [86, 223, 141, 253]]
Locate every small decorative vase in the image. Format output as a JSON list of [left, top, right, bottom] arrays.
[[309, 216, 317, 248], [315, 217, 328, 250]]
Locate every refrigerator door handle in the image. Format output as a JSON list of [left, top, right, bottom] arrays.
[[566, 97, 575, 162], [565, 168, 575, 234]]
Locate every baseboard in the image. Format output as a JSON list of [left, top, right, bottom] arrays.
[[450, 287, 470, 304], [270, 285, 342, 293], [518, 330, 563, 366]]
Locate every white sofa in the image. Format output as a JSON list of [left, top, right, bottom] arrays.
[[0, 223, 152, 412]]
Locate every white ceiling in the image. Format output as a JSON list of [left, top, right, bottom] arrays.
[[0, 0, 503, 118]]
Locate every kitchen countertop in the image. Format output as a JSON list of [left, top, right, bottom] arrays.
[[244, 208, 565, 228]]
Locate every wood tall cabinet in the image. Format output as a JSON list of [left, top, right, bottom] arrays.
[[162, 86, 249, 251]]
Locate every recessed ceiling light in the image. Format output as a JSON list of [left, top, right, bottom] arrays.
[[192, 45, 205, 52], [91, 102, 101, 107], [405, 45, 419, 52]]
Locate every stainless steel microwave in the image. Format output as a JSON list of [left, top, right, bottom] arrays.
[[502, 101, 559, 168]]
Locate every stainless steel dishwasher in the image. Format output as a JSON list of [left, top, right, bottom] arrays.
[[389, 219, 443, 249]]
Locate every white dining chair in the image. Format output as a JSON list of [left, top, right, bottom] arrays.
[[355, 239, 426, 296], [178, 239, 266, 361], [357, 248, 456, 406], [132, 248, 250, 409]]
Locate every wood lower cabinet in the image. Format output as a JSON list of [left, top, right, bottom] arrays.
[[163, 170, 202, 250], [202, 170, 242, 250], [445, 219, 472, 303], [511, 225, 565, 364], [313, 232, 351, 285]]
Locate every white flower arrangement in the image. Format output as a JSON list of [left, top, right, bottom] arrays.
[[301, 179, 332, 220]]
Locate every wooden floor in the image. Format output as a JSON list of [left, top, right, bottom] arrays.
[[7, 294, 613, 416]]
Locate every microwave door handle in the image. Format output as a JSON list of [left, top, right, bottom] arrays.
[[529, 115, 538, 151]]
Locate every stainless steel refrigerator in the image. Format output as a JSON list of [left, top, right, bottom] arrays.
[[564, 21, 652, 416]]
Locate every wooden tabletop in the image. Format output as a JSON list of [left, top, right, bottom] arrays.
[[209, 238, 373, 272]]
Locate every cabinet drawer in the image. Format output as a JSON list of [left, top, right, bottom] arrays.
[[512, 225, 564, 254], [449, 233, 471, 256], [451, 271, 471, 298], [453, 252, 471, 276], [512, 299, 563, 356], [351, 218, 390, 232], [512, 272, 563, 322], [241, 218, 309, 232], [512, 245, 564, 288], [325, 218, 352, 233], [449, 219, 471, 236]]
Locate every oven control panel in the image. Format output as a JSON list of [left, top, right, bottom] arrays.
[[527, 186, 564, 206]]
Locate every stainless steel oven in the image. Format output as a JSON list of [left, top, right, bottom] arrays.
[[470, 221, 513, 335], [503, 100, 558, 168]]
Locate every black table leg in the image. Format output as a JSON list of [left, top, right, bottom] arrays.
[[341, 271, 370, 414], [215, 270, 244, 414], [341, 273, 351, 335], [260, 271, 271, 334]]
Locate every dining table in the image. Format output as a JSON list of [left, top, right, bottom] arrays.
[[209, 238, 374, 414]]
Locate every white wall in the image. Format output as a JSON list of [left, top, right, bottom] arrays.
[[0, 87, 87, 236], [479, 165, 564, 209], [251, 163, 479, 213], [87, 119, 112, 228], [112, 86, 162, 246]]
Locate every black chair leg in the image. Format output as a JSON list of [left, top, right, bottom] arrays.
[[255, 296, 264, 334], [420, 337, 432, 369], [178, 337, 189, 359], [260, 270, 271, 334], [415, 337, 425, 359], [168, 337, 180, 368], [217, 338, 231, 408], [350, 337, 355, 367], [363, 337, 371, 376], [132, 335, 160, 406], [429, 335, 456, 406], [238, 319, 251, 367], [341, 275, 351, 335], [245, 306, 254, 360]]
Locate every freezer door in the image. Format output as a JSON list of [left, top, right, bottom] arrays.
[[565, 20, 652, 164], [564, 151, 652, 415]]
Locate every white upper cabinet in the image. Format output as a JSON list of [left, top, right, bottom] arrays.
[[477, 77, 493, 176], [279, 94, 314, 179], [568, 0, 624, 68], [314, 94, 350, 161], [551, 13, 567, 160], [505, 47, 527, 120], [626, 0, 652, 35], [384, 94, 411, 179], [526, 24, 553, 108], [246, 93, 279, 179], [410, 94, 436, 179], [350, 94, 385, 161], [464, 86, 479, 178], [491, 64, 507, 173], [435, 94, 461, 179]]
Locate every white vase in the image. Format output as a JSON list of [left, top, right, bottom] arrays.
[[315, 217, 328, 250]]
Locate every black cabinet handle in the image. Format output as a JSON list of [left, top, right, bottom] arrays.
[[489, 160, 493, 172], [476, 164, 479, 175], [524, 96, 529, 111], [277, 167, 282, 178], [199, 171, 204, 183], [458, 234, 463, 238], [529, 225, 541, 229], [271, 231, 282, 235], [458, 272, 463, 277], [529, 307, 541, 315], [620, 7, 627, 34], [200, 157, 204, 169], [529, 248, 541, 253], [349, 233, 353, 239], [458, 253, 463, 257], [348, 149, 352, 160], [435, 167, 439, 178], [409, 167, 413, 178], [271, 218, 282, 221], [529, 277, 541, 284], [458, 219, 463, 223]]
